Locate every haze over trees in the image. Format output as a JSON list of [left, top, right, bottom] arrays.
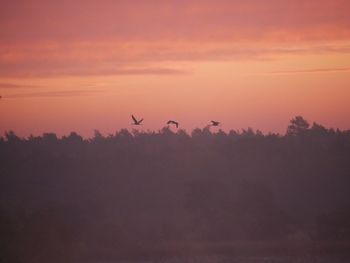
[[1, 116, 350, 262]]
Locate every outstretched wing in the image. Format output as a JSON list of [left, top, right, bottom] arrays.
[[138, 118, 144, 124], [175, 122, 179, 128], [131, 115, 137, 123]]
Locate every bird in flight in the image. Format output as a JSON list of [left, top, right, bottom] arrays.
[[210, 120, 220, 126], [167, 120, 179, 128], [131, 115, 143, 125]]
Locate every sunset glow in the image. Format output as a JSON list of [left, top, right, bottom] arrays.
[[1, 0, 350, 137]]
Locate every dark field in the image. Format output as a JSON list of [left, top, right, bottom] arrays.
[[1, 117, 350, 262], [81, 241, 350, 262]]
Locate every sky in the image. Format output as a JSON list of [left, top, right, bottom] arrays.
[[0, 0, 350, 137]]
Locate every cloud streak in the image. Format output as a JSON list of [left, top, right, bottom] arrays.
[[0, 1, 350, 78], [0, 64, 189, 78], [4, 89, 106, 99], [0, 83, 35, 89], [0, 41, 349, 78], [268, 67, 350, 75]]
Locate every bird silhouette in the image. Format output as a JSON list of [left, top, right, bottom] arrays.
[[131, 115, 143, 125], [210, 120, 220, 126], [167, 120, 179, 128]]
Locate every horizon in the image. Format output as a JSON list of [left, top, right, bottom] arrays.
[[1, 115, 348, 139]]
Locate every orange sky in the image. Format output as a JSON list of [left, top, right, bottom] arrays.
[[1, 0, 350, 137]]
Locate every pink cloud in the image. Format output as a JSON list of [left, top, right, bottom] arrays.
[[0, 1, 350, 77], [1, 0, 349, 42], [1, 40, 350, 77]]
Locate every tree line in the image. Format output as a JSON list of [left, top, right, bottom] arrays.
[[1, 116, 350, 262]]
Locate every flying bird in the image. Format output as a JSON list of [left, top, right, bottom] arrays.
[[131, 115, 143, 125], [210, 120, 220, 126], [167, 120, 179, 128]]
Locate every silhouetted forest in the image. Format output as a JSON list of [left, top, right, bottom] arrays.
[[1, 116, 350, 262]]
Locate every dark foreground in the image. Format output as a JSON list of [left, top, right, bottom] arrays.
[[90, 257, 350, 263], [77, 241, 350, 262], [1, 117, 350, 262]]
